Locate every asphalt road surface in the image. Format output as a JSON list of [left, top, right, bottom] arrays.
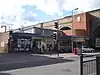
[[0, 52, 99, 75], [0, 53, 74, 71]]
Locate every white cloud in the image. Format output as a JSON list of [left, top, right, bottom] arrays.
[[0, 0, 24, 24], [63, 0, 100, 13], [0, 0, 39, 30], [21, 0, 100, 16], [63, 0, 89, 11], [35, 0, 59, 16], [0, 0, 100, 31]]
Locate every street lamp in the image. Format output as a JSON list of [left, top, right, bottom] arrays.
[[72, 8, 78, 35], [72, 8, 78, 53]]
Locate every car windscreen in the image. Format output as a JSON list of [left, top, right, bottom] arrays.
[[82, 46, 88, 48]]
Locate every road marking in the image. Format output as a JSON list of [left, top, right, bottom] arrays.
[[0, 68, 26, 73], [31, 54, 78, 58]]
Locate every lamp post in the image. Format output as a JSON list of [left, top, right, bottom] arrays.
[[72, 8, 78, 53]]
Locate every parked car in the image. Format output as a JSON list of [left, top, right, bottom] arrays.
[[75, 46, 95, 54], [82, 46, 95, 52]]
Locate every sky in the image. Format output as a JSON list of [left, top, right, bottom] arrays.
[[0, 0, 100, 30]]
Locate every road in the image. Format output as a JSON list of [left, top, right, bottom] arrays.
[[0, 52, 99, 75], [0, 53, 79, 75], [0, 61, 80, 75]]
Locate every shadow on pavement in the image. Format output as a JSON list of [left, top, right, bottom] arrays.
[[0, 53, 74, 71], [0, 73, 11, 75]]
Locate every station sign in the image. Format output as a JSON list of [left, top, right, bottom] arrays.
[[96, 38, 100, 47], [72, 37, 85, 42]]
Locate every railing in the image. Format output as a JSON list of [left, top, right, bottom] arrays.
[[80, 55, 97, 75], [83, 59, 96, 75]]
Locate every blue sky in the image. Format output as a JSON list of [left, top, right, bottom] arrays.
[[22, 5, 59, 21], [22, 5, 72, 21], [0, 0, 100, 30]]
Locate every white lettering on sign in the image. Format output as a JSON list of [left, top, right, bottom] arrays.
[[72, 38, 85, 42], [96, 38, 100, 47]]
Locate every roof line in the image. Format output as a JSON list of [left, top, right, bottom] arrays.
[[11, 8, 100, 31], [39, 15, 72, 24], [87, 8, 100, 13]]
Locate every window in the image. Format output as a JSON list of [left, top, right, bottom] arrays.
[[60, 27, 71, 30], [77, 16, 81, 22]]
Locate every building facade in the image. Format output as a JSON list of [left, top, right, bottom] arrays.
[[0, 8, 100, 53]]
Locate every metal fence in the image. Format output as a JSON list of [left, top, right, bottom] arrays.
[[80, 55, 97, 75], [83, 59, 96, 75]]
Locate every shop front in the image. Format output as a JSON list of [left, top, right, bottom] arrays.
[[8, 33, 41, 53], [8, 32, 53, 53]]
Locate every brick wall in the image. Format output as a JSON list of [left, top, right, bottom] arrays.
[[41, 16, 72, 29], [73, 13, 89, 36], [41, 12, 90, 36], [0, 32, 10, 53], [62, 29, 87, 36], [74, 29, 87, 36], [62, 30, 72, 35]]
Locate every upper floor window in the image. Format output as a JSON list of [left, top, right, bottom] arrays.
[[77, 16, 81, 22]]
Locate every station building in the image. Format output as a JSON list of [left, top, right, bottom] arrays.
[[0, 8, 100, 53]]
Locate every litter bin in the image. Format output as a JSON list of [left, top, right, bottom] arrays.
[[73, 48, 77, 55]]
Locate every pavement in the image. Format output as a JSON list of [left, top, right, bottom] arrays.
[[0, 61, 80, 75], [31, 53, 79, 58]]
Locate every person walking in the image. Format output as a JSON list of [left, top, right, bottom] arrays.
[[41, 44, 45, 54], [49, 44, 52, 55]]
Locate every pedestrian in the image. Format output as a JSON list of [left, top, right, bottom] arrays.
[[55, 44, 58, 53], [38, 45, 41, 54], [66, 47, 68, 54], [42, 44, 45, 54], [66, 46, 70, 54], [49, 44, 52, 55]]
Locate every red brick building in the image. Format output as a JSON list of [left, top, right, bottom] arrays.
[[41, 9, 100, 50], [41, 9, 100, 37], [41, 12, 89, 36]]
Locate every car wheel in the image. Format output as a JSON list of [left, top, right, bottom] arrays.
[[91, 50, 94, 52]]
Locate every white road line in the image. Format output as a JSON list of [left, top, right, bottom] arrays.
[[0, 68, 26, 73]]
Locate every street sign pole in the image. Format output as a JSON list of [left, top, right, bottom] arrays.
[[57, 29, 59, 57], [80, 42, 83, 75], [54, 21, 59, 57]]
